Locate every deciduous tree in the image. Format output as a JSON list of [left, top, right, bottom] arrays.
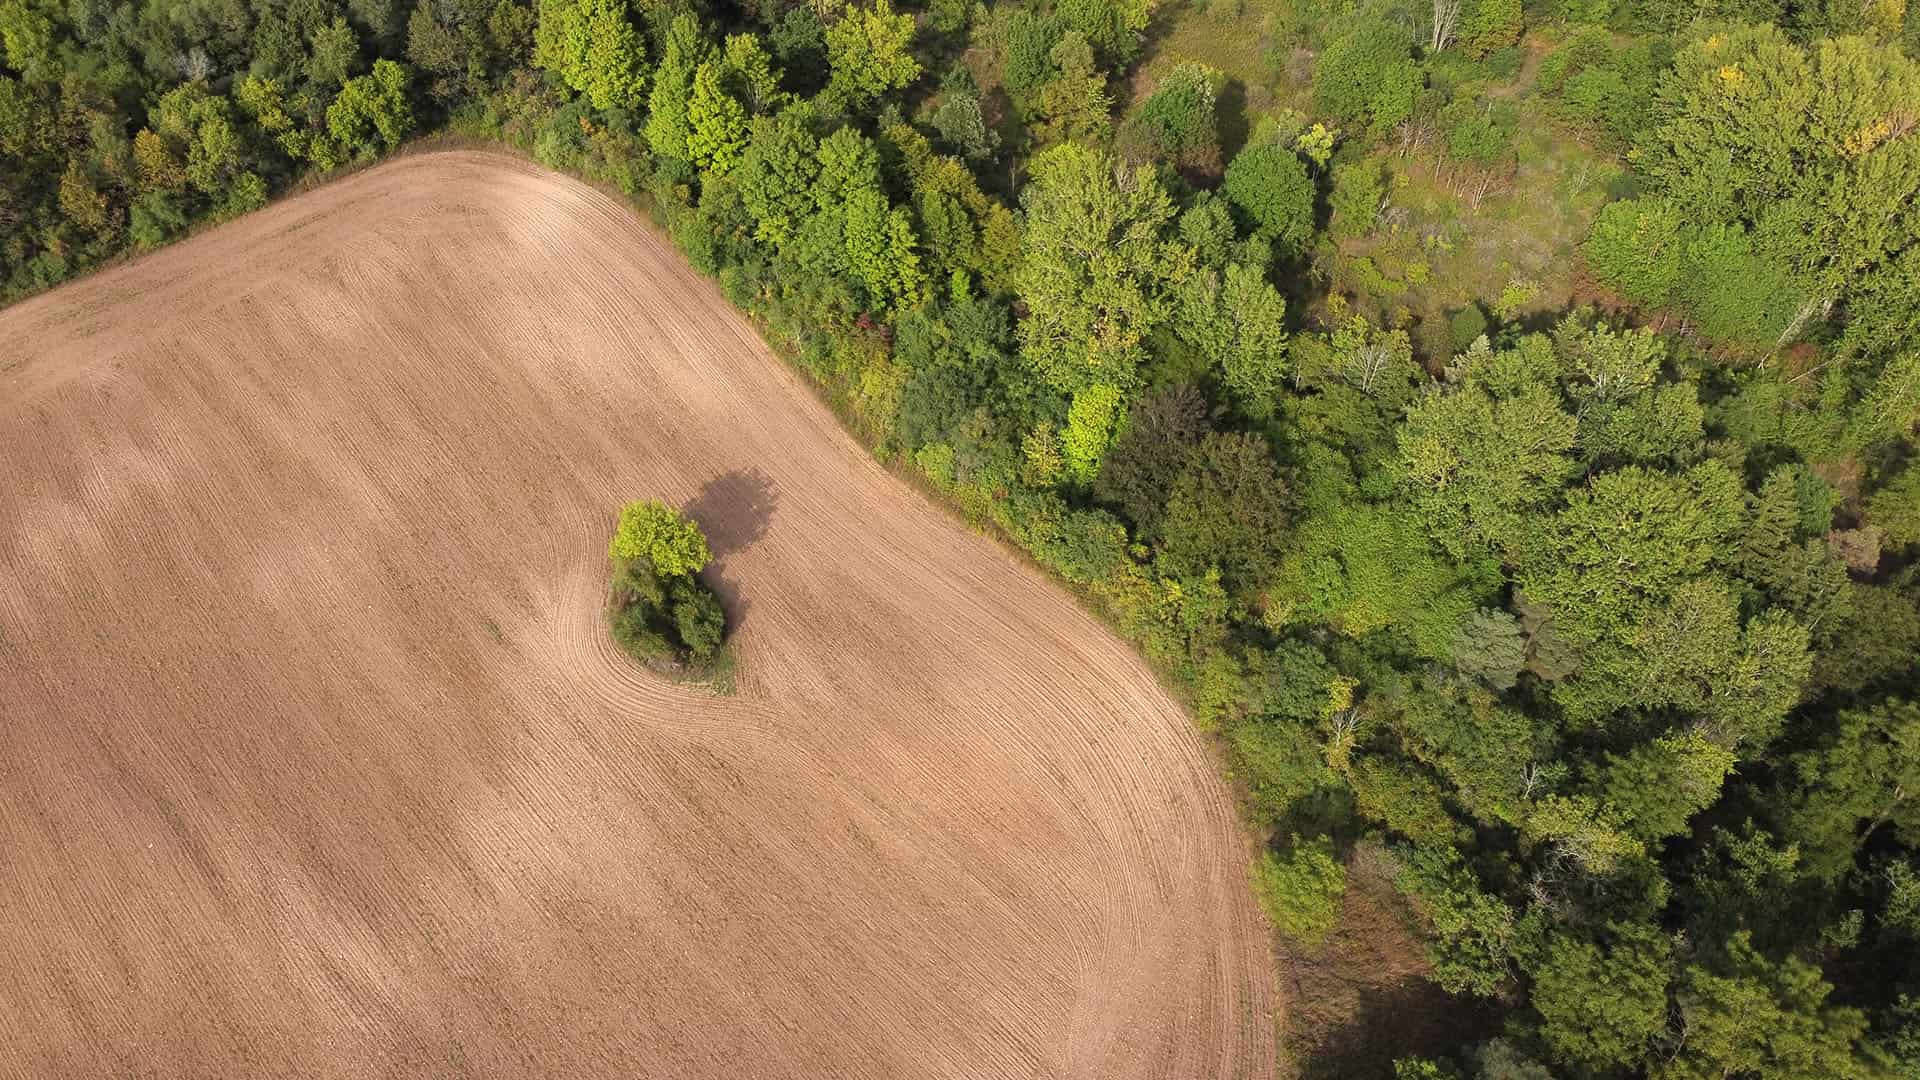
[[327, 59, 413, 158], [824, 0, 919, 108], [610, 499, 712, 576], [686, 61, 747, 175], [533, 0, 649, 111], [1016, 141, 1187, 397], [1223, 139, 1314, 257], [645, 15, 704, 160]]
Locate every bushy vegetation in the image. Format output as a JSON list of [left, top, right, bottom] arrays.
[[606, 499, 728, 679], [1254, 835, 1348, 944], [9, 0, 1920, 1073]]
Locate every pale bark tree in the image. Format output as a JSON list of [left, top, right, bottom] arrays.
[[1430, 0, 1463, 52]]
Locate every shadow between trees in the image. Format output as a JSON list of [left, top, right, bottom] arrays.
[[1289, 971, 1500, 1078], [1280, 841, 1504, 1077]]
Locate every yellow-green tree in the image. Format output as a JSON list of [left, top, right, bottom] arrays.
[[686, 62, 747, 175], [610, 500, 712, 577], [327, 60, 414, 159], [533, 0, 649, 111], [824, 0, 919, 108]]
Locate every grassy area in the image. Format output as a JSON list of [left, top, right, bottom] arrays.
[[1133, 7, 1627, 361], [1129, 0, 1309, 158], [1328, 85, 1622, 356]]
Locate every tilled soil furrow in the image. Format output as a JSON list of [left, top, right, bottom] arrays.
[[0, 150, 1277, 1079]]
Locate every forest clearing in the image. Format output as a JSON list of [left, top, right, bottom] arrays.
[[0, 151, 1276, 1078]]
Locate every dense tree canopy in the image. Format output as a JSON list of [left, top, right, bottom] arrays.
[[1588, 26, 1920, 352]]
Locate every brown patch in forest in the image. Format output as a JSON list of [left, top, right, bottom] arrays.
[[1276, 845, 1499, 1078]]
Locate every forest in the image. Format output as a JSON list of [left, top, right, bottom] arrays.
[[3, 0, 1916, 1071]]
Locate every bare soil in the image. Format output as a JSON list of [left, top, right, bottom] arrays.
[[0, 152, 1277, 1078]]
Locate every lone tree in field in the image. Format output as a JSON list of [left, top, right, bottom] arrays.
[[611, 499, 711, 574], [607, 500, 728, 671]]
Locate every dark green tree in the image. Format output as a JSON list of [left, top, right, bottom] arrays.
[[1223, 139, 1314, 257]]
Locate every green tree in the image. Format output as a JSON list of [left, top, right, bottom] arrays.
[[1395, 1059, 1464, 1080], [1312, 25, 1420, 136], [1179, 193, 1236, 268], [1056, 0, 1154, 66], [1459, 0, 1520, 58], [1253, 836, 1347, 946], [1267, 500, 1485, 656], [1529, 922, 1671, 1070], [998, 8, 1063, 108], [1223, 139, 1314, 257], [1119, 61, 1220, 170], [824, 0, 919, 108], [406, 0, 464, 84], [1448, 305, 1489, 351], [0, 0, 59, 85], [607, 501, 727, 669], [1397, 372, 1578, 560], [1173, 261, 1289, 418], [1328, 156, 1386, 239], [308, 16, 364, 89], [1520, 463, 1743, 643], [1812, 582, 1920, 694], [1158, 430, 1289, 591], [1398, 845, 1518, 997], [1849, 351, 1920, 449], [57, 159, 111, 239], [1868, 467, 1920, 549], [327, 60, 414, 158], [1678, 224, 1808, 350], [1015, 141, 1187, 397], [668, 576, 725, 658], [151, 84, 249, 198], [1787, 700, 1920, 882], [1583, 196, 1686, 307], [646, 15, 704, 161], [1031, 32, 1110, 146], [610, 499, 712, 576], [1630, 28, 1920, 345], [736, 103, 820, 247], [1841, 246, 1920, 359], [533, 0, 649, 111], [1063, 381, 1124, 481], [1600, 731, 1738, 841], [721, 32, 782, 113], [1095, 382, 1211, 533], [1734, 465, 1853, 632], [1439, 98, 1517, 169], [1562, 321, 1664, 406], [1660, 932, 1879, 1080], [841, 182, 925, 311], [686, 61, 747, 175], [798, 125, 925, 311], [931, 71, 999, 159], [1215, 263, 1289, 418]]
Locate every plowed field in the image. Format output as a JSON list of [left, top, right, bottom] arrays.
[[0, 151, 1276, 1078]]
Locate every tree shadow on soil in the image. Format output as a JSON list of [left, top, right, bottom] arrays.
[[686, 467, 779, 629]]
